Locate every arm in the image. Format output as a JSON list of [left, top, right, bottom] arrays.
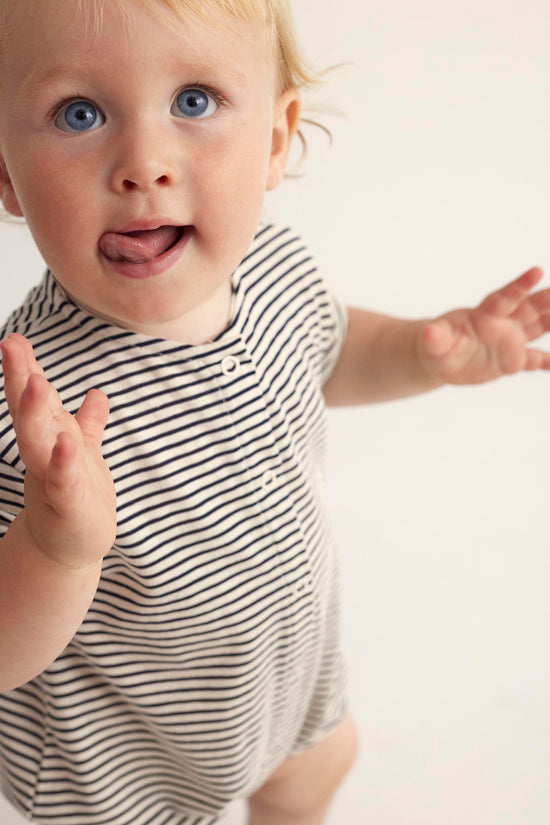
[[323, 308, 441, 406], [0, 514, 103, 690], [0, 334, 116, 691], [324, 267, 550, 406]]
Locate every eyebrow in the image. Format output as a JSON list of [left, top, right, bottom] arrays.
[[181, 59, 250, 89], [18, 57, 250, 99], [18, 64, 91, 98]]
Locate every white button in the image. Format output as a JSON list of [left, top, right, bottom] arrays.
[[261, 469, 277, 489], [221, 355, 241, 377]]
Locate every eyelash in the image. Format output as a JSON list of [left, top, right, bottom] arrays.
[[188, 84, 226, 109], [47, 94, 89, 125], [47, 84, 227, 125]]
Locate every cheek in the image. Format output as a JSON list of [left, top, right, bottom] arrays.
[[9, 156, 59, 224], [11, 150, 96, 255], [187, 139, 270, 281], [194, 126, 273, 214], [195, 161, 267, 260]]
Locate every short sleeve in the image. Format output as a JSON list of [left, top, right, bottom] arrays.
[[315, 286, 348, 385], [300, 256, 348, 386], [234, 222, 348, 390]]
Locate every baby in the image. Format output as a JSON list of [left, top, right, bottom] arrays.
[[0, 1, 549, 824]]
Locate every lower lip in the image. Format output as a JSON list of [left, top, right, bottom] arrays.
[[100, 227, 192, 280]]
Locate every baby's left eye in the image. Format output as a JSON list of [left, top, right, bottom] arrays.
[[171, 88, 219, 120]]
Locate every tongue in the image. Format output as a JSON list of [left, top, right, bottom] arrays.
[[99, 225, 182, 264]]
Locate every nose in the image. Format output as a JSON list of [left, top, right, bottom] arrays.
[[109, 124, 180, 193]]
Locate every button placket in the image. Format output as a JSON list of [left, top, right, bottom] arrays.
[[215, 338, 313, 626]]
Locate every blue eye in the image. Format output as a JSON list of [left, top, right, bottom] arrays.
[[172, 88, 219, 120], [55, 100, 105, 133]]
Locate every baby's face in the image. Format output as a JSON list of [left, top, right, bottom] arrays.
[[0, 0, 299, 339]]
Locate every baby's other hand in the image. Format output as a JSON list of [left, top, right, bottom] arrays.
[[1, 333, 116, 568], [418, 267, 550, 385]]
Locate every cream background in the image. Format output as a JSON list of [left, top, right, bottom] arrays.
[[1, 0, 549, 823]]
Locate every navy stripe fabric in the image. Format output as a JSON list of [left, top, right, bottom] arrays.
[[0, 224, 348, 824]]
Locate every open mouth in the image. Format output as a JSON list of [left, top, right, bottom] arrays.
[[99, 225, 186, 265]]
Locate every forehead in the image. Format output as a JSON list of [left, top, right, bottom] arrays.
[[2, 0, 272, 41], [2, 0, 274, 93]]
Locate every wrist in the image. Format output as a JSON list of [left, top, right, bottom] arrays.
[[9, 511, 104, 575], [413, 320, 446, 390]]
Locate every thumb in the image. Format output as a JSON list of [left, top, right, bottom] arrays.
[[74, 389, 110, 445], [421, 320, 455, 358]]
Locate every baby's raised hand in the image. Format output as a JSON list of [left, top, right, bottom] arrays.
[[1, 333, 116, 568], [418, 267, 550, 384]]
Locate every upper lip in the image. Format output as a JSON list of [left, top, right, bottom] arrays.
[[106, 217, 185, 234]]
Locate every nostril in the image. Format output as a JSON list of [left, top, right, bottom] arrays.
[[121, 175, 169, 191]]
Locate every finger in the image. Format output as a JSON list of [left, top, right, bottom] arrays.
[[507, 289, 550, 336], [526, 287, 550, 314], [523, 310, 550, 342], [523, 348, 550, 371], [74, 389, 110, 446], [15, 373, 59, 477], [479, 267, 544, 318], [1, 333, 46, 419], [44, 431, 82, 515]]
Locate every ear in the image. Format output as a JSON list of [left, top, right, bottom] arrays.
[[266, 88, 302, 191], [0, 158, 24, 217]]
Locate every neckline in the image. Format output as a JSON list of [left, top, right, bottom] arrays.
[[45, 269, 244, 357]]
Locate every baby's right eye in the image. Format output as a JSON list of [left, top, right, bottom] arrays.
[[54, 100, 105, 133]]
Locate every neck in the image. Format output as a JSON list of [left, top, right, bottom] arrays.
[[56, 276, 234, 345]]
